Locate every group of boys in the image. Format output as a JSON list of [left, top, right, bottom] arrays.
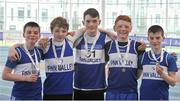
[[2, 8, 178, 100]]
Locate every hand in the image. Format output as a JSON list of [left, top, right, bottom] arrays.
[[25, 74, 38, 82], [98, 28, 117, 40], [67, 31, 75, 36], [171, 52, 177, 61], [38, 37, 49, 49], [171, 52, 177, 56], [78, 27, 86, 34], [156, 64, 164, 75], [8, 46, 19, 61], [138, 41, 146, 51]]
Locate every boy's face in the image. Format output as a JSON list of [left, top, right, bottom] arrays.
[[23, 26, 40, 44], [52, 26, 68, 41], [114, 20, 132, 41], [83, 14, 101, 35], [148, 31, 164, 50]]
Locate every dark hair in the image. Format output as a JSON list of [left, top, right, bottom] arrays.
[[50, 16, 69, 32], [23, 21, 40, 33], [148, 25, 164, 37], [83, 8, 100, 20]]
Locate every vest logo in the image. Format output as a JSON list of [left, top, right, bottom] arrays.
[[79, 57, 101, 63], [47, 63, 73, 72], [143, 72, 161, 78], [22, 70, 40, 76], [109, 59, 133, 66]]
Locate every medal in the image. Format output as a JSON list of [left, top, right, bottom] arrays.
[[58, 59, 63, 65], [84, 31, 100, 58], [115, 39, 131, 66], [24, 44, 39, 74], [122, 68, 126, 72], [156, 61, 160, 66], [52, 39, 65, 65], [150, 49, 164, 65]]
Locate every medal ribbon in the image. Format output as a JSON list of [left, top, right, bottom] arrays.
[[150, 49, 164, 63], [84, 31, 100, 55], [52, 39, 66, 64], [24, 44, 39, 71], [115, 39, 131, 67]]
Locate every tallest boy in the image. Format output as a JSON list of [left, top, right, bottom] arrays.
[[73, 8, 111, 100]]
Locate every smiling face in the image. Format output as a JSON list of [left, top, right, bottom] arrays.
[[148, 31, 164, 50], [83, 14, 101, 36], [23, 26, 40, 45], [114, 20, 132, 41], [50, 16, 69, 42], [113, 15, 132, 42]]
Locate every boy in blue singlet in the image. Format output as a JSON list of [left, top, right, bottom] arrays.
[[104, 15, 145, 100], [42, 16, 74, 100], [2, 22, 43, 100], [73, 8, 112, 100], [139, 25, 177, 100]]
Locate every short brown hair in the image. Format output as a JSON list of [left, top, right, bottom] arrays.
[[50, 16, 69, 32], [114, 15, 132, 25], [148, 25, 164, 37], [83, 8, 100, 20], [23, 21, 40, 33]]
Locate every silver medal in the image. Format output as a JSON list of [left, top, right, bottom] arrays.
[[24, 44, 39, 75], [122, 68, 126, 72], [52, 39, 65, 66], [156, 61, 160, 66], [84, 31, 100, 59], [58, 59, 63, 65]]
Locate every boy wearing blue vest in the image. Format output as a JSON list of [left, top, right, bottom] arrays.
[[73, 8, 111, 100], [2, 22, 43, 100], [42, 16, 74, 100], [139, 25, 177, 100], [104, 15, 145, 100]]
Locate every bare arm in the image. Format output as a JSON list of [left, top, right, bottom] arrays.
[[8, 44, 23, 61], [170, 52, 177, 61], [67, 28, 86, 47], [105, 64, 109, 80], [162, 72, 176, 87], [37, 37, 49, 49], [137, 41, 146, 51], [2, 67, 38, 82], [156, 66, 176, 86], [98, 28, 117, 40]]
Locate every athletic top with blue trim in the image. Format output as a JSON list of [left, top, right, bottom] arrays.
[[139, 50, 178, 100], [43, 38, 74, 95], [74, 32, 111, 90], [105, 39, 144, 93], [5, 47, 43, 100]]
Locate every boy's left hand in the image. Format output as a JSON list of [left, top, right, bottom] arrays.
[[171, 52, 177, 61], [98, 28, 117, 40], [38, 37, 49, 49], [67, 31, 75, 36], [138, 41, 146, 51], [156, 64, 164, 75]]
